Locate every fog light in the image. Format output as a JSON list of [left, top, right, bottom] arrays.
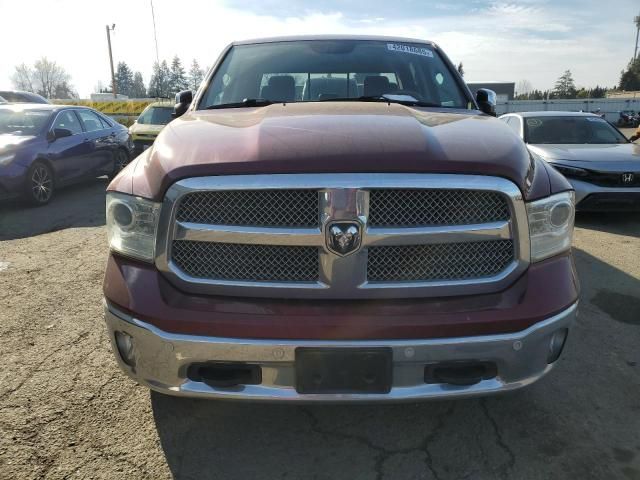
[[115, 331, 136, 367], [547, 329, 568, 364]]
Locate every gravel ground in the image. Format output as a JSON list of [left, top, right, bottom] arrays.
[[1, 176, 639, 480]]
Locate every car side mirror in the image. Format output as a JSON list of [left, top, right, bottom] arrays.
[[48, 128, 73, 141], [476, 88, 497, 116], [173, 90, 193, 118]]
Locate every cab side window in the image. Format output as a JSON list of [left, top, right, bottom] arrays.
[[52, 110, 83, 135]]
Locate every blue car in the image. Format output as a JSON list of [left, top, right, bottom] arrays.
[[0, 103, 133, 205]]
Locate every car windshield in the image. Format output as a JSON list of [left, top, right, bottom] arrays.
[[0, 109, 51, 135], [525, 116, 628, 144], [198, 40, 469, 109], [137, 106, 173, 125]]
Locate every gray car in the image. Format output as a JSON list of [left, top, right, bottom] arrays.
[[500, 111, 640, 211]]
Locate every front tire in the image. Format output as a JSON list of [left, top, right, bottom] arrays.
[[25, 161, 54, 206]]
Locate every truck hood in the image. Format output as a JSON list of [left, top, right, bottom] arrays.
[[528, 143, 640, 172], [112, 102, 538, 201]]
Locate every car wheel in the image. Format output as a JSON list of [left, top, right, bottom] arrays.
[[25, 162, 54, 205]]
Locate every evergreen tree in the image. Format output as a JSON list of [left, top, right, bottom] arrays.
[[148, 60, 171, 98], [552, 70, 576, 99], [130, 72, 146, 98], [115, 62, 134, 97], [188, 59, 204, 91], [169, 56, 188, 94], [619, 58, 640, 91], [456, 62, 464, 77]]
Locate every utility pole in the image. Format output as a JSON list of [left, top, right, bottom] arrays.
[[635, 14, 640, 60], [106, 24, 117, 98], [150, 0, 160, 65]]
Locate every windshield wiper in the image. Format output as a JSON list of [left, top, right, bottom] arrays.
[[319, 94, 441, 108], [203, 98, 276, 110]]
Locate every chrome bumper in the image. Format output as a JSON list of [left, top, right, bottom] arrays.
[[104, 301, 577, 402]]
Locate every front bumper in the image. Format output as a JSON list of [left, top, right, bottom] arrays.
[[569, 178, 640, 211], [104, 301, 577, 402]]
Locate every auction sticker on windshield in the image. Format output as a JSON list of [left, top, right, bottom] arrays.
[[387, 44, 434, 57]]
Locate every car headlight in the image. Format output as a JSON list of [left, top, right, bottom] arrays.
[[527, 191, 575, 262], [106, 192, 161, 262], [0, 152, 15, 166], [552, 164, 588, 178]]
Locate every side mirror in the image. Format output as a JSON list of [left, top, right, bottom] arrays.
[[48, 128, 73, 141], [476, 88, 497, 116], [173, 90, 193, 118]]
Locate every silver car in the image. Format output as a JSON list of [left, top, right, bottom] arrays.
[[500, 111, 640, 211]]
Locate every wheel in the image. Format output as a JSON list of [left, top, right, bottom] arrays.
[[110, 149, 130, 179], [25, 161, 54, 205]]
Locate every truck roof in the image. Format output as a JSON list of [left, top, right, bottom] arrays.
[[233, 34, 436, 47]]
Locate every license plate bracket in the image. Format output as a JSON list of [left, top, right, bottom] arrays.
[[295, 347, 392, 394]]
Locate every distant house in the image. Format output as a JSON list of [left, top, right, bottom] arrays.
[[90, 93, 129, 101], [466, 81, 515, 102]]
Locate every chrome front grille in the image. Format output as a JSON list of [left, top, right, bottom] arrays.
[[172, 240, 319, 282], [176, 189, 318, 227], [367, 240, 515, 282], [368, 189, 510, 227], [157, 174, 530, 299]]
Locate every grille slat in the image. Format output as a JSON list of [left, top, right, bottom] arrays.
[[172, 240, 319, 282], [368, 189, 510, 227], [367, 240, 515, 282], [176, 190, 318, 227]]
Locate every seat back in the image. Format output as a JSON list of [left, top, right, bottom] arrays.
[[260, 76, 296, 102], [363, 76, 391, 97]]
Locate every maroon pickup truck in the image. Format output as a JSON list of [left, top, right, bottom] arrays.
[[103, 35, 578, 401]]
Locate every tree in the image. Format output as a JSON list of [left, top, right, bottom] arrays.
[[619, 57, 640, 91], [516, 79, 533, 98], [115, 62, 134, 97], [169, 56, 188, 94], [12, 63, 35, 92], [130, 72, 147, 98], [456, 62, 464, 77], [590, 85, 607, 98], [11, 57, 76, 99], [552, 70, 576, 99], [188, 59, 204, 90], [148, 60, 171, 98]]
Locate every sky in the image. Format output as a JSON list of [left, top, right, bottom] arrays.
[[0, 0, 638, 97]]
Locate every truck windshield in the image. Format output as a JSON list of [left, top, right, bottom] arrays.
[[198, 40, 469, 109], [525, 116, 628, 144]]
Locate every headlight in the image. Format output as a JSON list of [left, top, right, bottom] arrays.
[[106, 192, 161, 262], [527, 191, 575, 262], [0, 152, 15, 166], [552, 164, 588, 178]]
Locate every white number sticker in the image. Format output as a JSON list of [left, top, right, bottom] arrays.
[[387, 43, 434, 57]]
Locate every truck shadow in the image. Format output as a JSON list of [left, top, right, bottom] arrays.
[[149, 246, 640, 480], [0, 178, 108, 241]]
